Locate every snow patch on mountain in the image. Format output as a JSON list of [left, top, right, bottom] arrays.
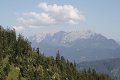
[[62, 31, 96, 43], [29, 32, 55, 43], [30, 30, 99, 43]]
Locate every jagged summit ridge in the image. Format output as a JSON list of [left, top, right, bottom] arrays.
[[30, 30, 102, 43], [29, 32, 55, 43]]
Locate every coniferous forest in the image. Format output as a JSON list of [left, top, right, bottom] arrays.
[[0, 26, 112, 80]]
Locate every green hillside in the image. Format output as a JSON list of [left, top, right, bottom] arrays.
[[0, 26, 112, 80], [77, 58, 120, 80]]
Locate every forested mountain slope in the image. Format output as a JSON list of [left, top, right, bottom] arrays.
[[77, 58, 120, 80], [0, 26, 111, 80]]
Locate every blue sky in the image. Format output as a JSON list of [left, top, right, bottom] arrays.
[[0, 0, 120, 41]]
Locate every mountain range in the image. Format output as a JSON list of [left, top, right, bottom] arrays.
[[29, 31, 120, 62]]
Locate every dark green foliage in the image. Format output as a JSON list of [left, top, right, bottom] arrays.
[[0, 26, 112, 80]]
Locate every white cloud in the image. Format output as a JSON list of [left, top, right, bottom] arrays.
[[17, 12, 55, 26], [16, 2, 85, 29], [38, 2, 85, 24], [38, 2, 85, 20]]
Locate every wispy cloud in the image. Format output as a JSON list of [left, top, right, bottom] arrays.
[[14, 2, 85, 31], [17, 12, 55, 26], [13, 26, 24, 32]]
